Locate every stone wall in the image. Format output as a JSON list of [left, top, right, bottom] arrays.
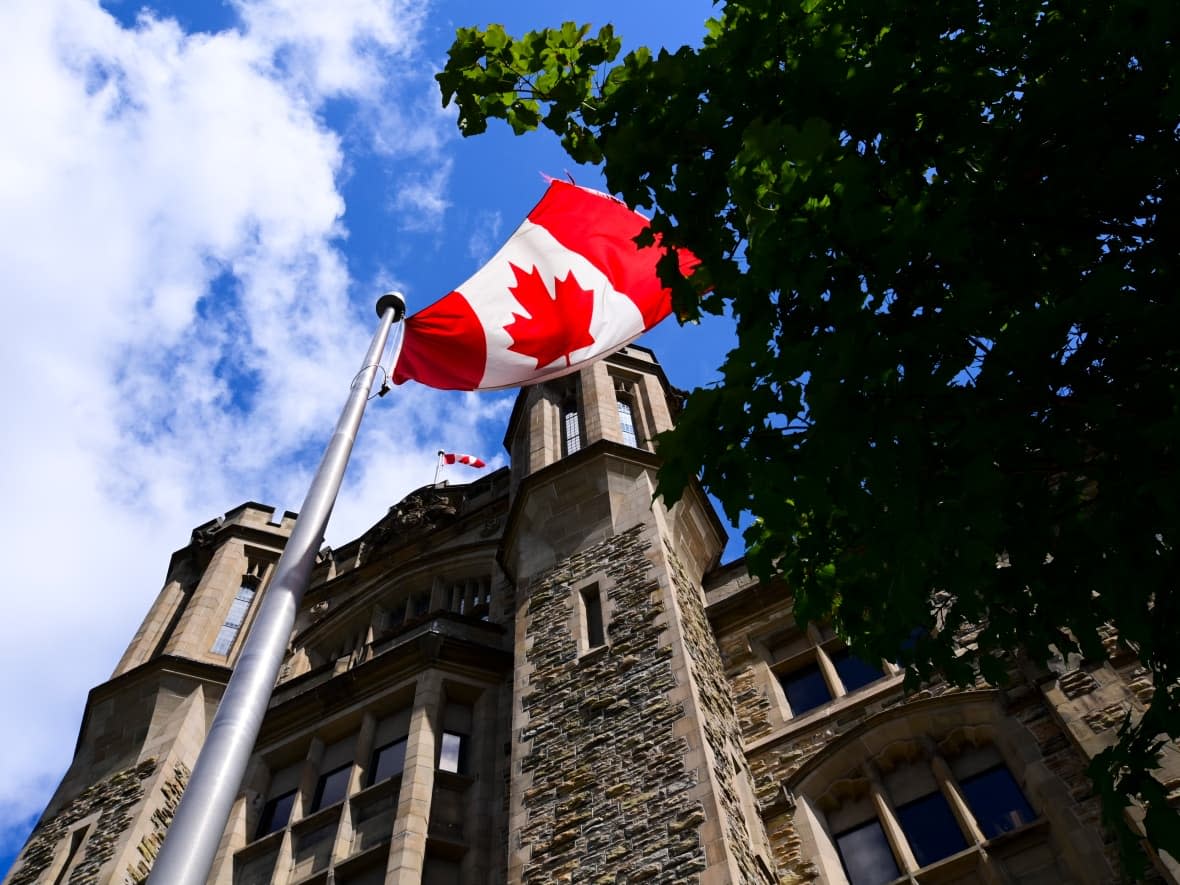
[[516, 526, 708, 884], [126, 762, 190, 884], [711, 585, 1151, 883], [10, 759, 157, 885], [665, 544, 769, 884]]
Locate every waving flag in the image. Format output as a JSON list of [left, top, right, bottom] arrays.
[[441, 452, 486, 468], [393, 181, 697, 390]]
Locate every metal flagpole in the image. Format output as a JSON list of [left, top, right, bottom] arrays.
[[147, 292, 407, 885], [433, 450, 444, 486]]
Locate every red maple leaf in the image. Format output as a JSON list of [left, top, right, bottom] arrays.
[[504, 263, 596, 369]]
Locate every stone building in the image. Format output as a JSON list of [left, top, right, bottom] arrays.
[[6, 345, 1177, 885]]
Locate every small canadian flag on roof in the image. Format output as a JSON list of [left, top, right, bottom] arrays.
[[393, 180, 698, 391], [440, 452, 486, 469]]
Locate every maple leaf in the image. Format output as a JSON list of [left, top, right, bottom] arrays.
[[504, 263, 596, 369]]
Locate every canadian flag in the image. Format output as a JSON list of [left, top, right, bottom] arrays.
[[393, 181, 698, 390], [441, 452, 486, 469]]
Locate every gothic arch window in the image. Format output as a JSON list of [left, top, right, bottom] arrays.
[[819, 749, 1036, 884], [786, 699, 1070, 885]]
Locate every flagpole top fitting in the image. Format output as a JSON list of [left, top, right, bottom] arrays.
[[376, 291, 406, 322]]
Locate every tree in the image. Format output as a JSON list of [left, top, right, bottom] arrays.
[[436, 0, 1180, 870]]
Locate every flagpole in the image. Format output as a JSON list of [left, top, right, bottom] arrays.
[[433, 450, 444, 486], [147, 292, 406, 885]]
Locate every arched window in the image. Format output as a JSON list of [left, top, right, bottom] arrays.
[[789, 711, 1056, 885], [825, 752, 1036, 884]]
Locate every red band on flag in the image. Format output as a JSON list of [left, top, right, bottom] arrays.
[[393, 291, 486, 389]]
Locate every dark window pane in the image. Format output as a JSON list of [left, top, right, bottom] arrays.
[[830, 648, 883, 693], [312, 765, 351, 811], [370, 738, 407, 785], [895, 626, 928, 667], [439, 731, 466, 774], [53, 826, 88, 885], [896, 791, 967, 867], [779, 661, 832, 715], [960, 766, 1036, 838], [835, 818, 900, 885], [423, 855, 462, 885], [256, 789, 296, 838], [583, 586, 605, 648]]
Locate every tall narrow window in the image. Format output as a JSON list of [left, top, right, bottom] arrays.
[[439, 701, 473, 774], [562, 399, 581, 455], [53, 825, 89, 885], [211, 576, 260, 655], [617, 397, 638, 447], [582, 585, 605, 649]]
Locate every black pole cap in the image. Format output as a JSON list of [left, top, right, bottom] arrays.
[[376, 291, 407, 321]]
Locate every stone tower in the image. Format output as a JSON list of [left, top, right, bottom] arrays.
[[500, 345, 776, 884], [7, 504, 294, 885]]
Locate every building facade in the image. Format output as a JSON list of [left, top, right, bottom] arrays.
[[6, 346, 1177, 885]]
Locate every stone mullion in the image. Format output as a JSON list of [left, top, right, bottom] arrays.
[[925, 747, 1012, 884], [927, 749, 987, 846], [865, 764, 920, 876], [385, 670, 443, 884], [814, 645, 847, 700]]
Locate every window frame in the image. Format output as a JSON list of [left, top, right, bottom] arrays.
[[256, 788, 297, 839], [821, 758, 1040, 885], [616, 394, 639, 447], [369, 736, 408, 787], [766, 627, 889, 720], [581, 584, 606, 649], [310, 762, 352, 813], [438, 730, 468, 775], [211, 575, 261, 656]]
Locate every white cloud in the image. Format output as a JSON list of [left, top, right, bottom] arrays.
[[0, 0, 487, 845], [468, 209, 504, 264], [393, 157, 452, 230]]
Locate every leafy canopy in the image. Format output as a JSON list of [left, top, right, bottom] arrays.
[[438, 0, 1180, 869]]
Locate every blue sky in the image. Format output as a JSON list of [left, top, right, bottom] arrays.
[[0, 0, 732, 872]]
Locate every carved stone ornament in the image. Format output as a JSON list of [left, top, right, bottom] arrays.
[[362, 489, 460, 553]]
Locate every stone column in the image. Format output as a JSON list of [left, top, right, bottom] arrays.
[[385, 670, 443, 883], [866, 764, 919, 875]]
